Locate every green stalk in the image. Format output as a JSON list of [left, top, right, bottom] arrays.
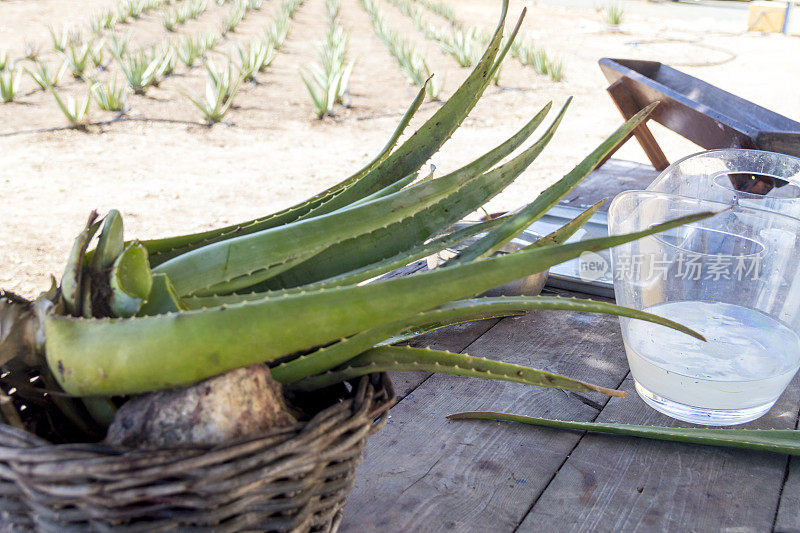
[[180, 216, 509, 309], [446, 412, 800, 456], [271, 295, 703, 384], [292, 346, 625, 397], [455, 101, 656, 263]]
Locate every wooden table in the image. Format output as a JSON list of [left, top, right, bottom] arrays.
[[340, 161, 800, 532]]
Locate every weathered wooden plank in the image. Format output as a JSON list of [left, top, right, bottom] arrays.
[[341, 310, 630, 532], [560, 159, 658, 211], [518, 373, 800, 532]]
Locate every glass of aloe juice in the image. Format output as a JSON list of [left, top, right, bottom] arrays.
[[609, 190, 800, 425]]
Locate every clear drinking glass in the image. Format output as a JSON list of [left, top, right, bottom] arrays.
[[647, 149, 800, 218], [608, 190, 800, 425]]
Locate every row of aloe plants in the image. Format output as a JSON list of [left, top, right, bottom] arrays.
[[0, 0, 296, 126], [301, 0, 354, 118], [410, 0, 565, 81], [182, 0, 305, 123], [360, 0, 441, 100]]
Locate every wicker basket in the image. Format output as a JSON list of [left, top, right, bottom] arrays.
[[0, 373, 394, 532]]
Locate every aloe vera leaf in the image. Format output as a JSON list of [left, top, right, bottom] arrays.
[[143, 82, 429, 265], [60, 212, 101, 316], [446, 411, 800, 456], [271, 295, 703, 384], [529, 200, 605, 248], [291, 345, 624, 397], [45, 210, 714, 396], [456, 101, 657, 263], [80, 272, 93, 319], [385, 296, 704, 345], [298, 2, 513, 217], [261, 101, 560, 290], [155, 158, 492, 297], [138, 274, 186, 316], [181, 216, 510, 309], [348, 170, 421, 208], [108, 242, 153, 318], [89, 209, 124, 271]]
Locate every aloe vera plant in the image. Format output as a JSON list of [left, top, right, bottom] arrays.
[[60, 42, 92, 79], [163, 10, 179, 31], [49, 26, 71, 53], [361, 0, 440, 99], [118, 50, 159, 94], [24, 42, 40, 61], [116, 3, 130, 24], [182, 65, 242, 123], [176, 31, 217, 67], [605, 0, 625, 26], [101, 10, 117, 30], [91, 77, 128, 111], [547, 57, 564, 82], [49, 87, 91, 126], [1, 3, 710, 447], [265, 14, 289, 48], [237, 40, 276, 81], [89, 40, 106, 68], [302, 4, 354, 117], [25, 60, 67, 91], [109, 32, 130, 59], [222, 0, 247, 33], [0, 67, 20, 103]]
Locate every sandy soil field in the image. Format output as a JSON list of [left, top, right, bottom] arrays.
[[1, 0, 798, 298]]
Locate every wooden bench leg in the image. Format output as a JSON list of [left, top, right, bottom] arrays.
[[600, 80, 670, 171]]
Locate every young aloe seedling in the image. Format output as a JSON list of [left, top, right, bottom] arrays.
[[265, 11, 291, 47], [0, 67, 20, 103], [108, 32, 130, 59], [118, 51, 159, 94], [163, 10, 178, 31], [24, 42, 40, 61], [222, 1, 247, 33], [25, 60, 67, 91], [182, 63, 242, 124], [91, 77, 128, 112], [237, 41, 276, 81], [60, 42, 92, 78], [49, 87, 91, 127]]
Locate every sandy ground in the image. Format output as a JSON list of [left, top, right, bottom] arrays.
[[1, 0, 798, 297]]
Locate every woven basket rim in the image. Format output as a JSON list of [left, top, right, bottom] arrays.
[[0, 373, 395, 531]]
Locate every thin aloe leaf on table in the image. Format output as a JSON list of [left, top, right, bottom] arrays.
[[446, 412, 800, 456]]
